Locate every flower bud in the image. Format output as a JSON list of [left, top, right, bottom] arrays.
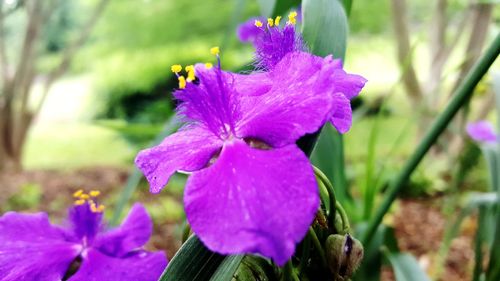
[[325, 234, 364, 279]]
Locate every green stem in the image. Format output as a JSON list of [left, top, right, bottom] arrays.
[[308, 227, 328, 269], [335, 201, 351, 233], [298, 234, 311, 278], [314, 166, 337, 230], [473, 206, 486, 281], [361, 33, 500, 246]]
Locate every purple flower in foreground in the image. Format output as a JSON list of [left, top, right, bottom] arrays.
[[0, 192, 167, 281], [241, 12, 366, 133], [135, 48, 353, 264], [467, 120, 498, 144]]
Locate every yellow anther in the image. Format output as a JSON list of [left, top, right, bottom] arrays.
[[210, 46, 220, 56], [171, 64, 182, 73], [79, 194, 90, 200], [178, 76, 186, 89], [185, 65, 194, 72], [89, 190, 100, 197], [267, 18, 274, 27], [90, 201, 105, 213], [74, 199, 85, 206], [288, 11, 297, 25], [73, 189, 84, 198], [274, 16, 282, 26], [205, 63, 213, 69], [254, 20, 263, 27], [90, 201, 97, 212], [187, 70, 196, 82]]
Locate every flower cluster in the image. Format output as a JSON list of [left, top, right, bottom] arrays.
[[136, 11, 366, 265], [0, 191, 167, 281]]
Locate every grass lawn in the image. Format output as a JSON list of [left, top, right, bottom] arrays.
[[24, 123, 136, 170]]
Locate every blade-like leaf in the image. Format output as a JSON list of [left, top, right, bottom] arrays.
[[342, 0, 352, 15], [301, 0, 348, 59], [256, 0, 276, 17], [209, 255, 245, 281], [311, 123, 352, 206], [159, 235, 243, 281], [272, 0, 301, 17], [384, 252, 431, 281]]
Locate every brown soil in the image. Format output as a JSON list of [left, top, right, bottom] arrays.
[[1, 169, 476, 280], [391, 198, 475, 281]]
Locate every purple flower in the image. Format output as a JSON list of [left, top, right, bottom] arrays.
[[467, 120, 498, 144], [240, 12, 366, 133], [0, 193, 167, 281], [135, 49, 352, 264]]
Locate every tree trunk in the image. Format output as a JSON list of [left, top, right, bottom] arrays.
[[390, 0, 423, 104], [0, 0, 110, 173]]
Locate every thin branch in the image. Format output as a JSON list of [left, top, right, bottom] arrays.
[[429, 0, 447, 65], [43, 0, 59, 23], [0, 1, 9, 87], [426, 0, 473, 109], [451, 2, 493, 94], [8, 0, 43, 102], [390, 0, 423, 103], [36, 0, 110, 115], [426, 0, 448, 103]]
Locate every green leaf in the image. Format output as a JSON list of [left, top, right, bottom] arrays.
[[482, 146, 500, 192], [209, 255, 245, 281], [272, 0, 301, 17], [158, 235, 243, 281], [257, 0, 301, 18], [493, 72, 500, 134], [384, 252, 431, 281], [311, 123, 351, 206], [256, 0, 276, 18], [301, 0, 348, 59], [342, 0, 352, 15]]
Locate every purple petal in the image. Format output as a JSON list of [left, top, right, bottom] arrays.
[[94, 203, 153, 257], [330, 93, 352, 134], [330, 68, 367, 100], [237, 17, 265, 42], [135, 126, 223, 193], [0, 212, 80, 281], [467, 121, 498, 144], [68, 249, 167, 281], [67, 203, 103, 244], [184, 140, 319, 265], [233, 72, 272, 97], [236, 52, 336, 147]]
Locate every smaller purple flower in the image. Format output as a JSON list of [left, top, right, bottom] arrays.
[[0, 191, 167, 281], [239, 11, 366, 133], [467, 120, 498, 144], [237, 17, 266, 43], [253, 14, 306, 71]]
